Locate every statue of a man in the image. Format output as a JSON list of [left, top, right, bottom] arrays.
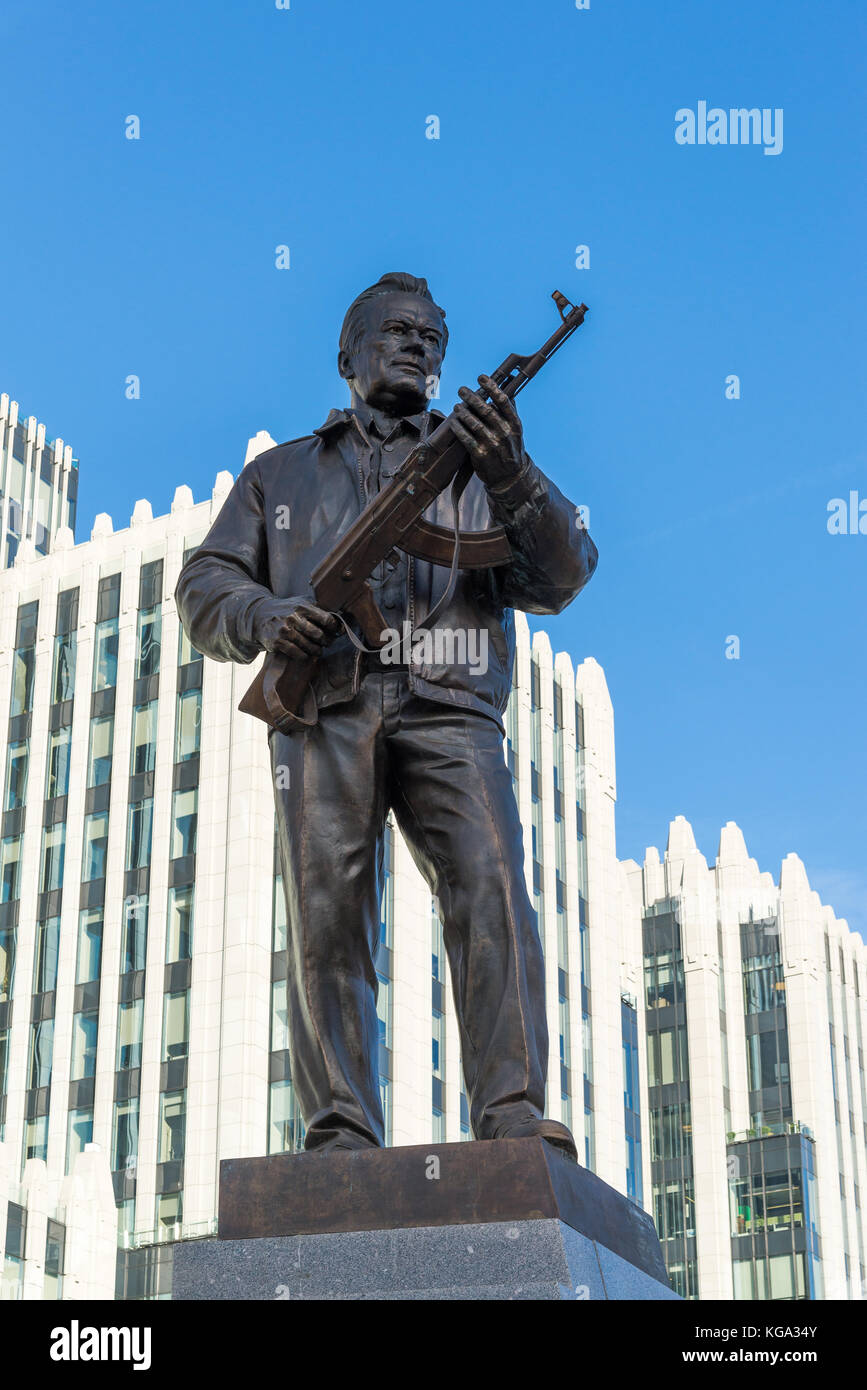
[[176, 272, 597, 1158]]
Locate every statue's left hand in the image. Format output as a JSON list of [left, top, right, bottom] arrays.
[[451, 375, 526, 489]]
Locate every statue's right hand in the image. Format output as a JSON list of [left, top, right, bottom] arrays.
[[253, 597, 340, 660]]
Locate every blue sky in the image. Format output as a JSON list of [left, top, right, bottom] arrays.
[[2, 0, 864, 934]]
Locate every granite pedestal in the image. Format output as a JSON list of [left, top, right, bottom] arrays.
[[172, 1138, 678, 1301]]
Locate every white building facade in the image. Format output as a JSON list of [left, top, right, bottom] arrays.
[[0, 452, 639, 1298], [623, 818, 867, 1302], [0, 393, 77, 570]]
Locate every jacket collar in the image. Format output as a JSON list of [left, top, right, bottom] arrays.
[[314, 405, 445, 443]]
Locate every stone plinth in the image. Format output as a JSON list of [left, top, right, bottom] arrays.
[[172, 1138, 678, 1301]]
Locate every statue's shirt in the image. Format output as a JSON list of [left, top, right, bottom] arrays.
[[349, 404, 434, 629]]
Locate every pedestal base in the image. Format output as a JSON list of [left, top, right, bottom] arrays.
[[172, 1138, 678, 1301], [172, 1218, 680, 1301]]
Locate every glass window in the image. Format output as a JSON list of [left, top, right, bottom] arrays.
[[647, 1025, 689, 1087], [93, 617, 119, 691], [116, 999, 144, 1071], [272, 877, 287, 954], [1, 836, 22, 904], [121, 895, 148, 974], [28, 1017, 55, 1088], [81, 812, 110, 882], [44, 1221, 65, 1299], [40, 825, 66, 894], [130, 703, 158, 775], [178, 620, 201, 668], [70, 1010, 99, 1081], [271, 980, 290, 1053], [162, 991, 189, 1062], [175, 689, 201, 762], [112, 1098, 139, 1173], [768, 1253, 795, 1300], [4, 741, 28, 810], [126, 800, 153, 870], [23, 1115, 49, 1163], [158, 1091, 186, 1163], [136, 607, 162, 679], [746, 1027, 790, 1092], [0, 1028, 9, 1094], [743, 950, 786, 1013], [52, 632, 76, 703], [170, 789, 197, 860], [86, 715, 114, 788], [66, 1106, 94, 1173], [10, 647, 36, 717], [76, 910, 103, 985], [0, 929, 15, 1001], [45, 728, 72, 800], [269, 1078, 304, 1155], [156, 1191, 183, 1233], [33, 917, 60, 993], [166, 887, 193, 963]]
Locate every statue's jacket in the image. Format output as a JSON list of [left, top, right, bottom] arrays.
[[174, 408, 598, 733]]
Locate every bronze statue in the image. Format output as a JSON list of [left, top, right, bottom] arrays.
[[176, 273, 597, 1158]]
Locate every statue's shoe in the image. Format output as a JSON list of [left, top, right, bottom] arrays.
[[306, 1133, 382, 1156], [493, 1116, 579, 1163]]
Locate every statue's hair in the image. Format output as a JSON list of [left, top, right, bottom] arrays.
[[339, 272, 448, 359]]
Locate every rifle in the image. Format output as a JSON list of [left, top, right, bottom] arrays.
[[239, 290, 588, 732]]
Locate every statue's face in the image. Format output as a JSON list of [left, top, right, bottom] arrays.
[[339, 292, 445, 415]]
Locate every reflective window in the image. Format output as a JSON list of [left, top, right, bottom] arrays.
[[272, 877, 287, 954], [28, 1018, 55, 1088], [136, 607, 161, 679], [4, 741, 28, 811], [93, 617, 119, 691], [82, 812, 110, 882], [271, 980, 290, 1053], [170, 789, 197, 860], [175, 689, 201, 762], [76, 910, 103, 985], [178, 620, 201, 668], [10, 647, 36, 717], [70, 1010, 99, 1080], [66, 1108, 94, 1173], [746, 1027, 789, 1091], [158, 1091, 186, 1163], [0, 836, 22, 904], [121, 895, 148, 974], [86, 715, 114, 788], [130, 703, 158, 775], [162, 991, 189, 1062], [647, 1025, 690, 1087], [156, 1191, 183, 1232], [166, 887, 193, 963], [51, 632, 76, 704], [23, 1115, 49, 1163], [645, 952, 685, 1009], [0, 929, 15, 1002], [126, 800, 153, 870], [33, 917, 61, 993], [112, 1098, 139, 1173], [40, 825, 66, 894], [268, 1078, 304, 1155], [743, 949, 786, 1013], [45, 727, 72, 800], [116, 999, 144, 1071]]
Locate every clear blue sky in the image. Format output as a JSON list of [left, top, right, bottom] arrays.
[[2, 0, 864, 934]]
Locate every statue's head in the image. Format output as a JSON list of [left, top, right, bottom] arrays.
[[338, 272, 448, 416]]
